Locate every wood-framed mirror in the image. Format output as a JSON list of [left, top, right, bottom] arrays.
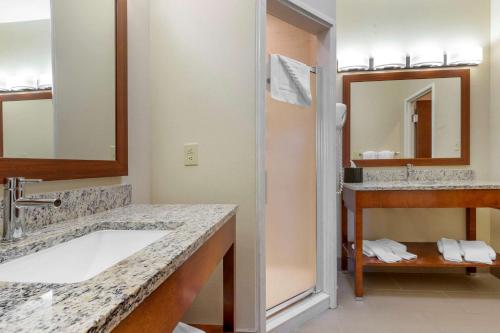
[[342, 69, 470, 167], [0, 0, 127, 181]]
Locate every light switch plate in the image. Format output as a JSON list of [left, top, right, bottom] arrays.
[[184, 143, 199, 166]]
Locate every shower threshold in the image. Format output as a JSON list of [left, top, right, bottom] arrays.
[[266, 288, 316, 318]]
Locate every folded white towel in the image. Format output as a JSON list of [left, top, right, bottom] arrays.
[[375, 239, 417, 261], [351, 242, 375, 257], [173, 323, 205, 333], [437, 238, 463, 263], [459, 240, 495, 264], [270, 54, 312, 107], [377, 239, 407, 252], [364, 240, 402, 263], [353, 239, 417, 262], [458, 240, 496, 260]]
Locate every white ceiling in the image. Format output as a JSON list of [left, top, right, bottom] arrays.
[[0, 0, 51, 24]]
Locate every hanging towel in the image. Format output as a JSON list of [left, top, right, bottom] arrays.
[[270, 54, 312, 107], [173, 323, 205, 333], [437, 238, 463, 263], [459, 240, 495, 264]]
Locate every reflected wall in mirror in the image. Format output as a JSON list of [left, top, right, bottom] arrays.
[[343, 69, 470, 167], [0, 0, 127, 181], [0, 0, 116, 161]]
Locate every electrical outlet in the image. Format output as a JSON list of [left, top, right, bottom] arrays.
[[184, 143, 199, 166]]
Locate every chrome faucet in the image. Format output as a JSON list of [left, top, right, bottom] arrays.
[[406, 164, 415, 181], [2, 177, 62, 242]]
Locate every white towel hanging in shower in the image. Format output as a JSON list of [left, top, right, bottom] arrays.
[[270, 54, 312, 107]]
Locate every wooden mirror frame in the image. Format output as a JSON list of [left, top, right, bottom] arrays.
[[343, 69, 470, 167], [0, 0, 127, 181]]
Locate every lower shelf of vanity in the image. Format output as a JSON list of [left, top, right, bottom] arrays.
[[344, 242, 500, 268]]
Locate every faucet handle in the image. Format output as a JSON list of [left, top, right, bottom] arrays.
[[17, 178, 43, 184], [16, 178, 43, 198]]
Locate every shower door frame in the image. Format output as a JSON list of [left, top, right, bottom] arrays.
[[256, 1, 337, 332]]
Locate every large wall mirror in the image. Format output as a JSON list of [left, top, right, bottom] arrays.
[[0, 0, 127, 180], [343, 69, 470, 167]]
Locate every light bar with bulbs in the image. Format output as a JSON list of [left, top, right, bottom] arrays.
[[338, 46, 483, 72], [0, 73, 52, 92]]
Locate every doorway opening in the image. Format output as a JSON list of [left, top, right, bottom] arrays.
[[256, 1, 337, 332]]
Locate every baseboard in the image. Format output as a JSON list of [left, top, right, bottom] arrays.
[[491, 267, 500, 279], [266, 292, 330, 333]]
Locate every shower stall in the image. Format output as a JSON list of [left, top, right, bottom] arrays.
[[265, 14, 319, 314]]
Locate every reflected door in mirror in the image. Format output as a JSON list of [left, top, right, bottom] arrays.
[[414, 100, 432, 158]]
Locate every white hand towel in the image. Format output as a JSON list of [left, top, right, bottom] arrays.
[[352, 242, 375, 257], [438, 238, 463, 263], [377, 239, 407, 253], [376, 239, 417, 261], [364, 240, 402, 263], [458, 240, 496, 260], [270, 54, 312, 107], [459, 240, 494, 264], [353, 240, 416, 261], [173, 323, 205, 333]]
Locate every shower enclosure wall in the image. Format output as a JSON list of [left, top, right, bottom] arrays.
[[265, 14, 319, 312]]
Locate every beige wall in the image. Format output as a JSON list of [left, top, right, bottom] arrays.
[[338, 0, 492, 244], [265, 15, 317, 309], [149, 0, 256, 329], [0, 19, 52, 78], [3, 99, 54, 158], [490, 0, 500, 250], [52, 0, 116, 161]]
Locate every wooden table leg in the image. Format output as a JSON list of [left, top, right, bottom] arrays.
[[354, 207, 364, 299], [466, 208, 477, 275], [341, 202, 348, 271], [223, 244, 235, 332]]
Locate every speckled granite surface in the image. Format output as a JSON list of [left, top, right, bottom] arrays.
[[363, 168, 474, 182], [0, 204, 237, 333], [344, 180, 500, 191], [0, 184, 132, 232]]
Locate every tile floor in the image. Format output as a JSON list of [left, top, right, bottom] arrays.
[[296, 272, 500, 333]]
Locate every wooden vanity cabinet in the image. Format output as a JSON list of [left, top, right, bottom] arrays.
[[113, 216, 236, 333]]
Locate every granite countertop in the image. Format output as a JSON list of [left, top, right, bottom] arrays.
[[343, 180, 500, 191], [0, 204, 237, 333]]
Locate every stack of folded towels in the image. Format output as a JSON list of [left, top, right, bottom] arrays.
[[437, 238, 496, 264], [353, 239, 418, 263]]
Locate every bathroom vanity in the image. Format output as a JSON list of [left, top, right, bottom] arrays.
[[341, 181, 500, 298], [0, 202, 237, 333]]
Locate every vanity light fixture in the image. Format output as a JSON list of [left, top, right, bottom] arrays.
[[410, 48, 444, 68], [0, 76, 8, 92], [447, 46, 483, 66], [9, 74, 37, 91], [38, 74, 53, 90], [372, 51, 407, 70], [338, 53, 370, 72]]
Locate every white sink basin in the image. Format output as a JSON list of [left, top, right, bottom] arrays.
[[0, 230, 170, 284]]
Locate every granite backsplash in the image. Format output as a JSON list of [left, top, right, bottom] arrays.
[[0, 184, 131, 232]]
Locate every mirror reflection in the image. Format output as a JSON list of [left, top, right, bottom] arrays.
[[350, 77, 461, 160], [0, 0, 116, 160]]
